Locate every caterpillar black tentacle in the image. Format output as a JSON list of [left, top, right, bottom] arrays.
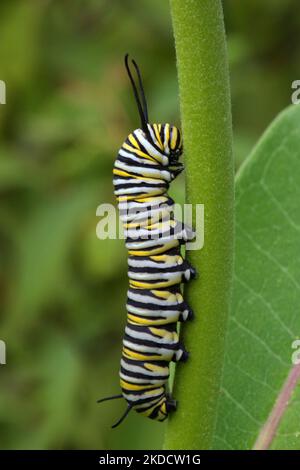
[[98, 55, 196, 427]]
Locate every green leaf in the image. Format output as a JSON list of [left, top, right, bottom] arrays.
[[213, 104, 300, 450]]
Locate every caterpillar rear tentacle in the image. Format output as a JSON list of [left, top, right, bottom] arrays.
[[98, 55, 196, 427]]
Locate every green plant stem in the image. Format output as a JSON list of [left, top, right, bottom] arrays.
[[164, 0, 234, 450]]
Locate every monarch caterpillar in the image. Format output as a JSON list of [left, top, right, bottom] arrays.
[[98, 55, 196, 428]]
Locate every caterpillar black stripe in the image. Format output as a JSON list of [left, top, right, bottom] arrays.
[[98, 55, 196, 428]]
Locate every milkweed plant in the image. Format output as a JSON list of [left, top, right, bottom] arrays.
[[164, 0, 234, 450], [165, 0, 300, 451]]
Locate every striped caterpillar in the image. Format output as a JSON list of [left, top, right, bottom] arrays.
[[98, 55, 196, 428]]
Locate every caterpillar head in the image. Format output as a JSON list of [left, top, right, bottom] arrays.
[[166, 124, 183, 164], [124, 55, 183, 176], [145, 123, 183, 177], [147, 123, 182, 159]]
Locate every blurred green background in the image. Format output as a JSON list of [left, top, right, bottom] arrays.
[[0, 0, 299, 449]]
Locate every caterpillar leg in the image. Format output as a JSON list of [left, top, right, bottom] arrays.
[[170, 162, 184, 179], [182, 226, 196, 242], [182, 260, 197, 282], [172, 221, 195, 243], [169, 290, 194, 322], [166, 395, 177, 413], [179, 303, 194, 322], [173, 342, 189, 362]]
